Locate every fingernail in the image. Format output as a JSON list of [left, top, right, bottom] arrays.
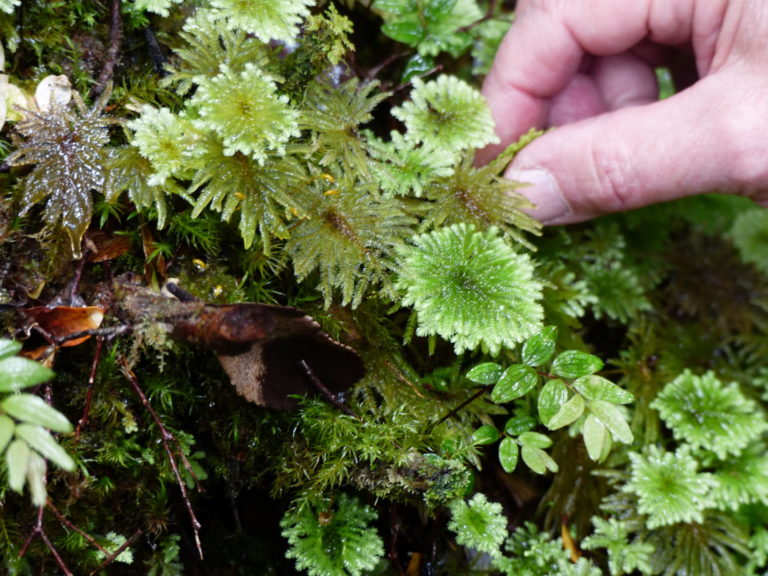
[[506, 168, 571, 224]]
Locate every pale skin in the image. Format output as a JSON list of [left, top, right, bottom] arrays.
[[480, 0, 768, 224]]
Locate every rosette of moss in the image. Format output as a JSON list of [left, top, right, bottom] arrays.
[[207, 0, 314, 44], [623, 446, 716, 529], [395, 223, 543, 354], [127, 107, 203, 185], [448, 493, 508, 558], [392, 75, 499, 156], [651, 370, 768, 459], [191, 63, 300, 162], [281, 494, 384, 576]]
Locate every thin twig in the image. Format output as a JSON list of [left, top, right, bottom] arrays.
[[299, 360, 362, 421], [425, 386, 489, 434], [47, 501, 111, 556], [88, 528, 143, 576], [119, 357, 204, 559], [92, 0, 123, 98], [19, 507, 74, 576], [76, 335, 104, 440]]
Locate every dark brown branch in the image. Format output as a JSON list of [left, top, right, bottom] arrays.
[[120, 357, 204, 559], [19, 507, 73, 576], [47, 501, 111, 556], [89, 528, 143, 575], [299, 360, 361, 420], [76, 335, 104, 440], [91, 0, 123, 98], [426, 386, 489, 434]]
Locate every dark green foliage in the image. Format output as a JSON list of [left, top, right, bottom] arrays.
[[2, 1, 768, 575]]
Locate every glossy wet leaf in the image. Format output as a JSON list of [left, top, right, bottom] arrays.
[[538, 379, 569, 427], [6, 438, 29, 493], [466, 362, 503, 385], [15, 423, 75, 471], [521, 325, 557, 367], [589, 400, 633, 445], [27, 451, 47, 506], [574, 374, 633, 404], [472, 424, 501, 446], [517, 431, 552, 449], [0, 415, 15, 453], [551, 350, 604, 379], [0, 356, 55, 392], [545, 393, 585, 430], [0, 339, 22, 360], [503, 415, 537, 437], [491, 364, 538, 404], [498, 437, 518, 473], [521, 445, 558, 475], [583, 413, 611, 462], [2, 394, 73, 433]]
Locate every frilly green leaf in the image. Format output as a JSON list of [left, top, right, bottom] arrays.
[[192, 63, 300, 162], [392, 75, 498, 156], [651, 370, 768, 459], [624, 446, 716, 529], [448, 493, 508, 558], [396, 223, 543, 354]]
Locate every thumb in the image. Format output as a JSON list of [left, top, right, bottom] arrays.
[[506, 75, 768, 224]]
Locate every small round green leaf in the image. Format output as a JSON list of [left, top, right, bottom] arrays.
[[521, 326, 557, 367], [423, 0, 457, 23], [521, 445, 559, 475], [2, 394, 73, 433], [574, 375, 633, 404], [498, 437, 519, 473], [588, 400, 633, 445], [490, 365, 538, 404], [538, 379, 569, 426], [466, 362, 504, 385], [0, 357, 55, 392], [0, 414, 15, 453], [583, 413, 612, 462], [551, 350, 604, 379], [27, 451, 47, 507], [382, 20, 425, 45], [503, 415, 537, 437], [15, 423, 75, 471], [0, 339, 22, 360], [6, 438, 30, 493], [517, 431, 552, 449], [545, 393, 586, 430], [472, 424, 501, 446]]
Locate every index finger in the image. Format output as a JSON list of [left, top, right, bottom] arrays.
[[480, 0, 688, 152]]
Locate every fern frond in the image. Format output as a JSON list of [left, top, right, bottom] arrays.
[[299, 79, 388, 177], [285, 175, 415, 307], [188, 136, 307, 251], [422, 153, 540, 247], [107, 145, 188, 229], [7, 89, 112, 256], [162, 11, 274, 95]]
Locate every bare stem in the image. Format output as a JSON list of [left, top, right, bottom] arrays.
[[120, 357, 204, 559]]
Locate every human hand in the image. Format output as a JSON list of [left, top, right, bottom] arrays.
[[481, 0, 768, 224]]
